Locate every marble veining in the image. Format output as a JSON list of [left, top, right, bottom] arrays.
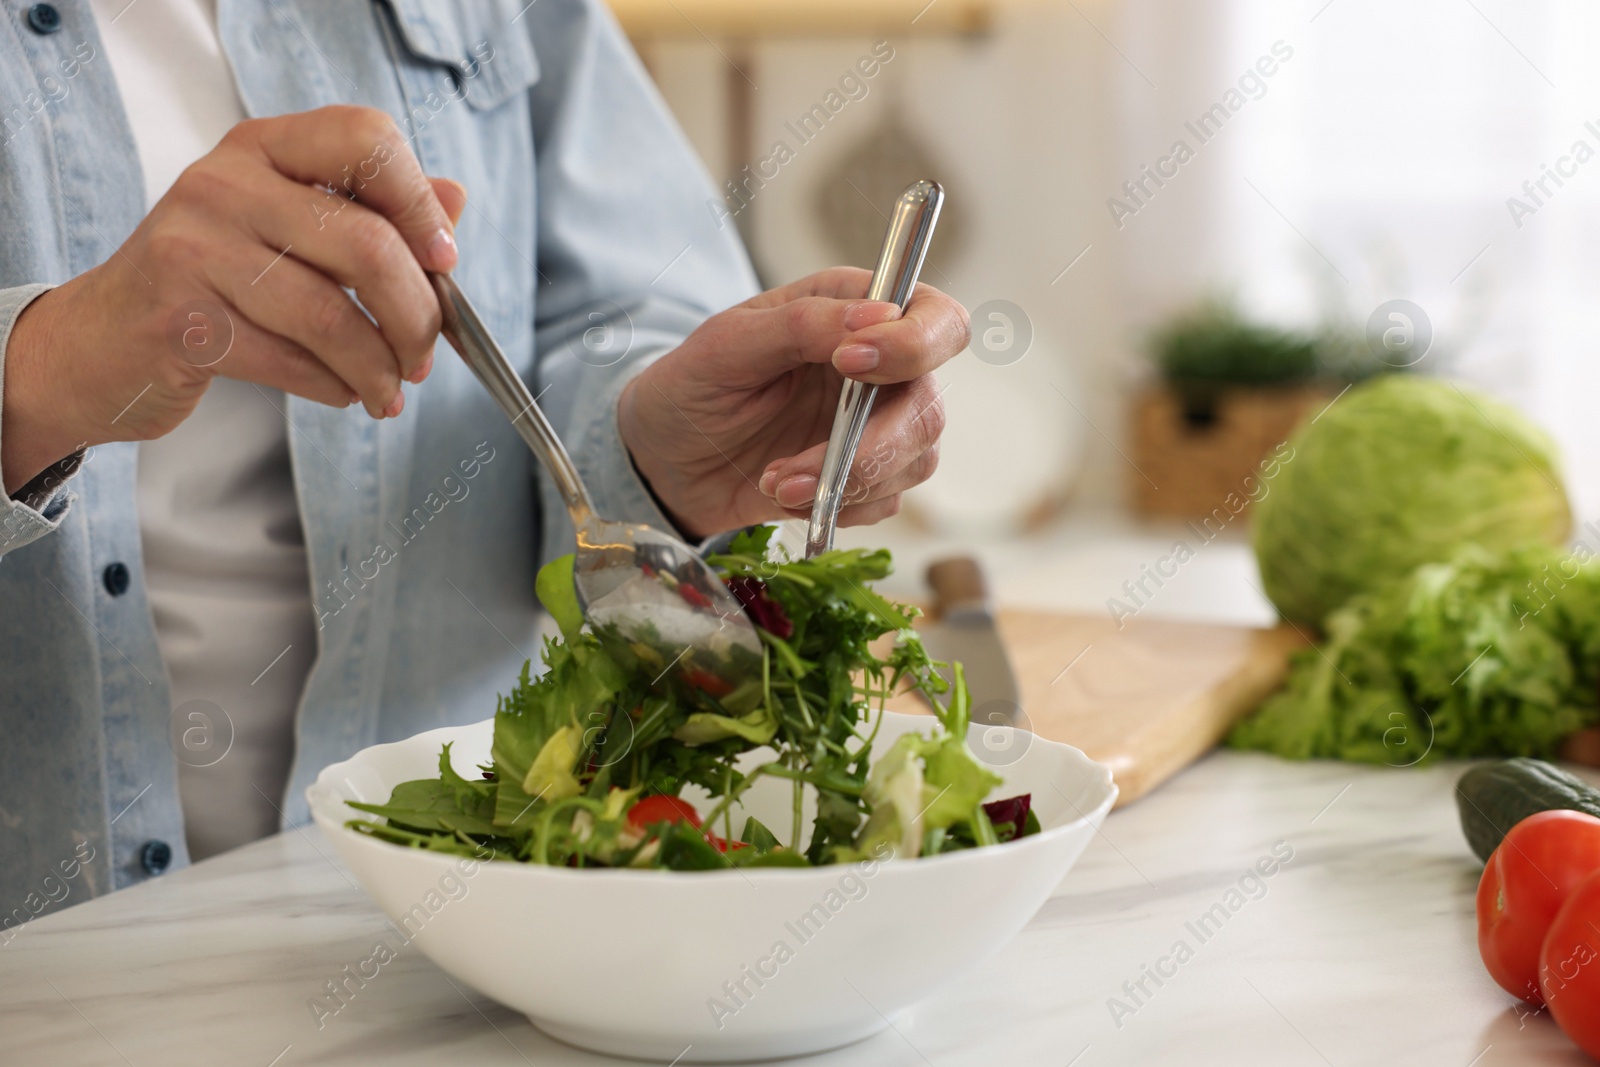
[[2, 751, 1594, 1066]]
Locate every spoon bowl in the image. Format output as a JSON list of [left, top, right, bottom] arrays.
[[574, 516, 762, 678], [431, 273, 762, 689]]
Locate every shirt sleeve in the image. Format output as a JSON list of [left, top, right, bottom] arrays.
[[0, 284, 84, 557], [522, 0, 760, 559]]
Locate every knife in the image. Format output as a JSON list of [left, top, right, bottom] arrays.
[[914, 556, 1025, 729]]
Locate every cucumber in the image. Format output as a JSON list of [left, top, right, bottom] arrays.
[[1457, 758, 1600, 862]]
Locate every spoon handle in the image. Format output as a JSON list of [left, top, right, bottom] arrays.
[[431, 273, 597, 523], [804, 180, 944, 559]]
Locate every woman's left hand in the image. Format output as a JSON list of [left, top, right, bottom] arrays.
[[618, 267, 969, 539]]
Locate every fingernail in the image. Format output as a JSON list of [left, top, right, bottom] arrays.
[[833, 344, 880, 375], [426, 227, 458, 272], [382, 391, 405, 419], [406, 352, 434, 384], [843, 301, 901, 331], [776, 474, 817, 509], [348, 391, 361, 407], [758, 469, 779, 497]]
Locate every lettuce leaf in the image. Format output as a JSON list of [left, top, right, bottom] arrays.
[[1231, 544, 1600, 763]]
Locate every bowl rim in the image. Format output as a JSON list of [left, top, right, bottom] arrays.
[[308, 711, 1118, 884]]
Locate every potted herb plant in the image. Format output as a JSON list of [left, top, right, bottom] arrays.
[[1130, 300, 1384, 519]]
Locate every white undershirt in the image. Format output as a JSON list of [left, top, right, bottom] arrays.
[[91, 0, 316, 861]]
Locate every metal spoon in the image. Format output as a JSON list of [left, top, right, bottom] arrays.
[[430, 273, 763, 688], [805, 179, 945, 558]]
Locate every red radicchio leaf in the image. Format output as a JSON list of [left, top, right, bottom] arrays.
[[726, 576, 794, 639], [982, 793, 1032, 842]]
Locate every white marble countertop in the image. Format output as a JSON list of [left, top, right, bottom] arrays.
[[5, 749, 1595, 1067]]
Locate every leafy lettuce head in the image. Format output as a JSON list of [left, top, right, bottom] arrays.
[[1253, 375, 1571, 625]]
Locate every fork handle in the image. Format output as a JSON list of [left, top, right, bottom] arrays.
[[804, 180, 944, 558]]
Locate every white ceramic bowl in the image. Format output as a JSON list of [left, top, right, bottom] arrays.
[[308, 712, 1116, 1062]]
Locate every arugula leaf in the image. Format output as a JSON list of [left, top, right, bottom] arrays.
[[348, 820, 501, 857]]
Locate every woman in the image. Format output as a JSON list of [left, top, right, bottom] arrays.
[[0, 0, 965, 921]]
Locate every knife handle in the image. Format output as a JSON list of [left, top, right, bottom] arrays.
[[927, 555, 989, 618]]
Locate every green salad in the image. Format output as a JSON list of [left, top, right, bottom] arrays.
[[347, 528, 1037, 869]]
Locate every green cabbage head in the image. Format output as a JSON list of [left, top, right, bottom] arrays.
[[1253, 375, 1571, 625]]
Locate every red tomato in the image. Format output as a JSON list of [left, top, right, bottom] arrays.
[[1478, 810, 1600, 1005], [677, 584, 713, 610], [625, 796, 754, 852], [679, 667, 733, 698], [626, 795, 701, 830], [1541, 868, 1600, 1057]]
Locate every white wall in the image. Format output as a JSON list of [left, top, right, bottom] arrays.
[[641, 0, 1600, 533]]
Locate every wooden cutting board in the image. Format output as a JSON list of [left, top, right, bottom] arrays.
[[888, 610, 1307, 807]]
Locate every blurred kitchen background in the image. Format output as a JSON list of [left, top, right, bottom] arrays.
[[604, 0, 1599, 624]]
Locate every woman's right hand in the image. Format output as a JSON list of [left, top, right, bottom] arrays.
[[1, 104, 465, 495]]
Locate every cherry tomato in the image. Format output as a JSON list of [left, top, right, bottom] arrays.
[[625, 796, 755, 853], [626, 795, 701, 830], [677, 584, 712, 610], [1540, 868, 1600, 1057], [679, 667, 733, 698], [1477, 810, 1600, 1005]]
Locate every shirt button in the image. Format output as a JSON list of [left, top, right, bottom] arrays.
[[139, 840, 172, 875], [102, 562, 130, 597], [25, 3, 62, 34]]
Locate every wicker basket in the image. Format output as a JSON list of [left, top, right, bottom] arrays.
[[1130, 385, 1333, 519]]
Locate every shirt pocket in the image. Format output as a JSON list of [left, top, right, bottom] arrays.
[[383, 0, 540, 110]]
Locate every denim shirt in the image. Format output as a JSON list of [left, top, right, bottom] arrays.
[[0, 0, 757, 919]]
